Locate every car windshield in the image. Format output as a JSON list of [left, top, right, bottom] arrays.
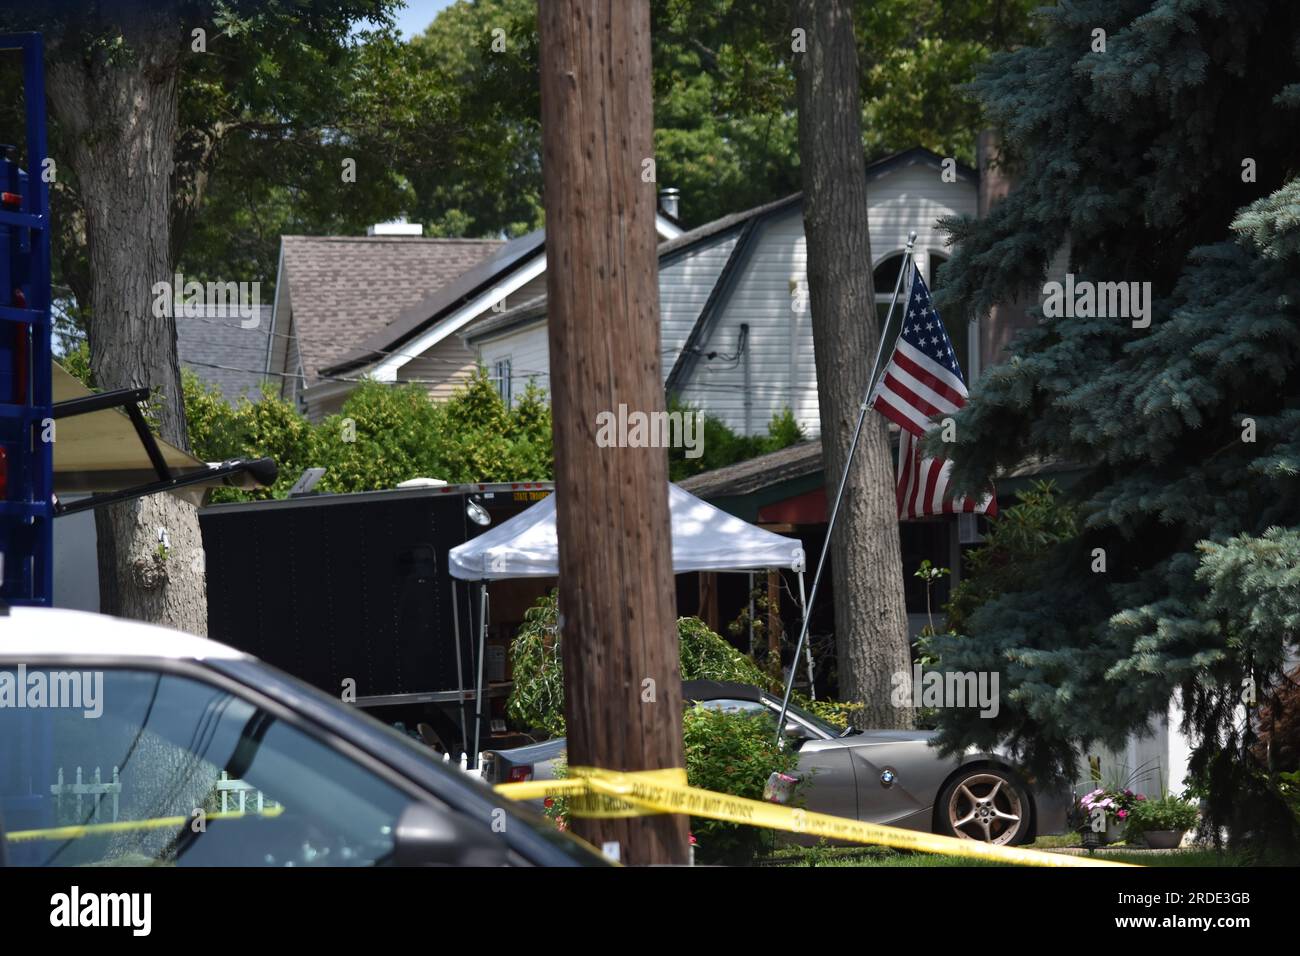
[[773, 698, 846, 738]]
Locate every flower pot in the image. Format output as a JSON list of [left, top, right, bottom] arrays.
[[1143, 829, 1185, 849], [1104, 820, 1125, 844]]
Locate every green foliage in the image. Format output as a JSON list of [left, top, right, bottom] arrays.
[[1123, 796, 1199, 840], [183, 367, 553, 502], [504, 593, 565, 739], [942, 481, 1078, 635], [677, 615, 771, 688], [507, 591, 775, 736], [801, 699, 855, 732], [924, 0, 1300, 857], [667, 400, 804, 482], [58, 340, 93, 388], [682, 705, 800, 865], [409, 0, 1038, 232]]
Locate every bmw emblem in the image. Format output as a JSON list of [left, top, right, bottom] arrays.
[[880, 768, 896, 787]]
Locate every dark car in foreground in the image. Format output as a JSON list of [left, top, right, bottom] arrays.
[[0, 608, 609, 867], [484, 680, 1069, 846]]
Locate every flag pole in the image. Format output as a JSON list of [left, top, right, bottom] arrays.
[[775, 230, 916, 741]]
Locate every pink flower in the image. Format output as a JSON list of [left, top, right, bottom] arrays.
[[1116, 809, 1128, 819], [1136, 794, 1147, 801]]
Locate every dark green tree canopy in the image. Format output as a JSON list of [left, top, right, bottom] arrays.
[[926, 0, 1300, 822]]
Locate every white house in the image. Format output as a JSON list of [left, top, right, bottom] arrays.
[[466, 147, 980, 437], [301, 213, 684, 420]]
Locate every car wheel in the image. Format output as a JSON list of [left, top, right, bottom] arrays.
[[936, 768, 1031, 846]]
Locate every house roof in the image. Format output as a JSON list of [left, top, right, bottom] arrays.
[[465, 147, 973, 361], [279, 235, 503, 383], [324, 212, 685, 377], [657, 193, 803, 261], [466, 194, 805, 347], [678, 441, 824, 500], [176, 305, 273, 402], [865, 145, 977, 184], [462, 294, 549, 344], [323, 228, 545, 376], [678, 438, 1085, 518]]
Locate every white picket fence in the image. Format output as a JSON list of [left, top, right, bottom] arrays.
[[51, 754, 480, 827], [445, 751, 483, 780], [50, 766, 121, 823], [50, 766, 275, 822], [215, 771, 277, 814]]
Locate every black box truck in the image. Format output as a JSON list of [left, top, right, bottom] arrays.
[[198, 482, 553, 756]]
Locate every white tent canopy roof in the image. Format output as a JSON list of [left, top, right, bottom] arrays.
[[449, 483, 803, 580]]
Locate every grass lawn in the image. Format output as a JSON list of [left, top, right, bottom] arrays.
[[755, 839, 1253, 867]]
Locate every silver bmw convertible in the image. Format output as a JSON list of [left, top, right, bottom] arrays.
[[482, 680, 1070, 846]]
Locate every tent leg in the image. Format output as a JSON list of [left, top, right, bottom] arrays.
[[797, 569, 815, 700], [473, 581, 489, 769], [451, 579, 469, 754]]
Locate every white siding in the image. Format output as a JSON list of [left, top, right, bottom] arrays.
[[471, 231, 739, 405], [477, 322, 551, 405], [398, 334, 479, 400], [659, 232, 739, 362], [679, 164, 977, 437], [508, 272, 548, 308]]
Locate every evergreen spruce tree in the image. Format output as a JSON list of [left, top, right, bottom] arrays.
[[926, 0, 1300, 845]]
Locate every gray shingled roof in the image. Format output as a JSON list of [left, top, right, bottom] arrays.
[[462, 294, 549, 344], [280, 236, 503, 383], [323, 228, 545, 376], [678, 441, 824, 499], [176, 305, 273, 404]]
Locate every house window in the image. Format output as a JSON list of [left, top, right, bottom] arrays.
[[494, 357, 512, 405], [929, 254, 974, 384], [872, 253, 909, 330]]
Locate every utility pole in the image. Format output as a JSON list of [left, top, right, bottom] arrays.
[[538, 0, 689, 866]]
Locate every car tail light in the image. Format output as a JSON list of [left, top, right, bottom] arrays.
[[507, 765, 533, 783], [1, 191, 21, 209]]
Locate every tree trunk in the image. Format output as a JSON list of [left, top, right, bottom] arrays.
[[538, 0, 689, 865], [793, 0, 912, 728], [47, 9, 207, 634]]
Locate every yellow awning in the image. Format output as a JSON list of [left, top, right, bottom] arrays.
[[52, 362, 269, 496]]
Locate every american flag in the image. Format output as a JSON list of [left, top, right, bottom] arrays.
[[869, 257, 996, 519]]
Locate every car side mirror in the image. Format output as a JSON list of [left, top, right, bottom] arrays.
[[782, 721, 808, 742], [391, 802, 509, 866]]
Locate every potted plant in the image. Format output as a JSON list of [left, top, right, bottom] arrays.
[[1075, 787, 1147, 844], [1124, 795, 1198, 849]]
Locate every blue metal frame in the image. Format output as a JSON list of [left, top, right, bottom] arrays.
[[0, 33, 53, 606]]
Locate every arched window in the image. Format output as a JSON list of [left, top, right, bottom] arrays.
[[930, 253, 971, 382], [872, 253, 908, 330]]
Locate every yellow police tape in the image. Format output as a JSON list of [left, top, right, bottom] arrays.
[[6, 806, 284, 844], [496, 766, 1134, 867]]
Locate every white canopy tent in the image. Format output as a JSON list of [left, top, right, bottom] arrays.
[[447, 483, 809, 760]]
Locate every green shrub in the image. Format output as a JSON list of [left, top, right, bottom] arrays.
[[1123, 796, 1199, 842], [683, 705, 800, 865], [507, 591, 783, 736], [943, 480, 1078, 635]]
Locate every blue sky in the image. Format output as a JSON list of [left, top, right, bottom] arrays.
[[390, 0, 458, 39]]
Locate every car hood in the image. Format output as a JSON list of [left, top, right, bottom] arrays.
[[832, 729, 937, 745]]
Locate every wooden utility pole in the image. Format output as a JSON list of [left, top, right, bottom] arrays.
[[538, 0, 689, 865], [793, 0, 913, 728]]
